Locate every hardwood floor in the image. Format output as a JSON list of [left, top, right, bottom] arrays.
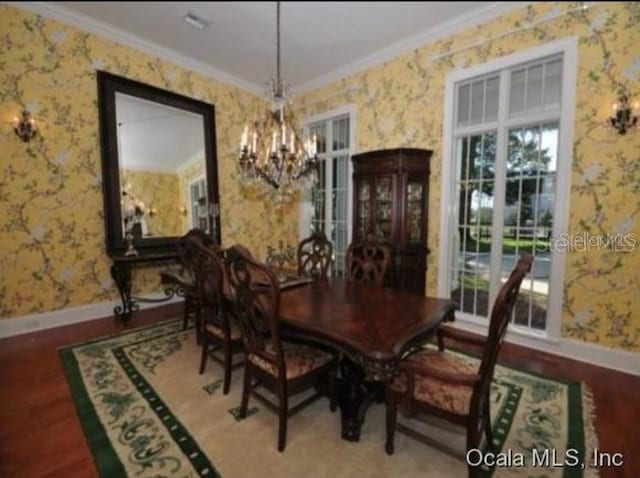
[[0, 303, 638, 477]]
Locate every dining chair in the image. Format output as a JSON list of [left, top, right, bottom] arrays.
[[160, 228, 215, 342], [297, 232, 333, 279], [345, 240, 391, 286], [195, 243, 244, 394], [225, 246, 339, 452], [384, 254, 533, 477]]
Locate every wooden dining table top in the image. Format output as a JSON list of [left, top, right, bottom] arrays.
[[277, 278, 456, 380]]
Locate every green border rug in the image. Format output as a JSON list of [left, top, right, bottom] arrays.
[[60, 319, 599, 477]]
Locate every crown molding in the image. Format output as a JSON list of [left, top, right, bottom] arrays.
[[294, 1, 529, 95], [6, 1, 264, 96]]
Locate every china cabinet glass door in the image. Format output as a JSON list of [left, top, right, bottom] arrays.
[[356, 179, 371, 239], [404, 178, 425, 243], [373, 177, 394, 241]]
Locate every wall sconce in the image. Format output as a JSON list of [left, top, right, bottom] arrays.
[[610, 95, 638, 135], [13, 110, 37, 142]]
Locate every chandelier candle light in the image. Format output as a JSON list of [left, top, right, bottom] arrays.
[[238, 2, 319, 202]]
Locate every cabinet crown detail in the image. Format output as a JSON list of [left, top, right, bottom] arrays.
[[351, 148, 432, 295]]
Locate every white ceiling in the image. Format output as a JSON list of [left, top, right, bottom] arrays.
[[44, 1, 522, 93]]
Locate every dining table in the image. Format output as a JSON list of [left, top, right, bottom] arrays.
[[276, 277, 456, 441]]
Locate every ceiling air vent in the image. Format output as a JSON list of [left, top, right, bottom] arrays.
[[183, 12, 212, 30]]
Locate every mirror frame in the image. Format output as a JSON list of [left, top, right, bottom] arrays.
[[97, 71, 221, 257]]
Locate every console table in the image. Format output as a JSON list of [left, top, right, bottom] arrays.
[[110, 252, 181, 321]]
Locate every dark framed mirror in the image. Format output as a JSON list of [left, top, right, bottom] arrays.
[[97, 71, 220, 257]]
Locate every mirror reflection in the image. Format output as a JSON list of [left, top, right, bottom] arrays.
[[115, 93, 210, 240], [98, 70, 219, 257]]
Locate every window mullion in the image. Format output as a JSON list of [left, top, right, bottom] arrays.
[[523, 66, 530, 114], [482, 78, 488, 124], [541, 62, 547, 111], [325, 123, 334, 234], [455, 122, 500, 137], [488, 69, 510, 307], [504, 111, 560, 129]]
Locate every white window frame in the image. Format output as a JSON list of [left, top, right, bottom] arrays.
[[299, 105, 356, 250], [188, 174, 207, 230], [438, 37, 578, 342]]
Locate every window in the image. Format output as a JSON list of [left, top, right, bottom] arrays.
[[301, 109, 354, 277], [189, 176, 207, 231], [439, 39, 577, 339]]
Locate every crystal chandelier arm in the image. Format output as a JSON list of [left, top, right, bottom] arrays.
[[256, 167, 281, 189]]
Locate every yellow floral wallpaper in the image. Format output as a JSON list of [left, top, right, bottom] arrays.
[[121, 169, 182, 237], [0, 5, 298, 320], [1, 3, 638, 354], [295, 2, 639, 352]]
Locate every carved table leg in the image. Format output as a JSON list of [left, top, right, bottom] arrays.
[[110, 262, 135, 321], [338, 358, 366, 441], [337, 356, 397, 441]]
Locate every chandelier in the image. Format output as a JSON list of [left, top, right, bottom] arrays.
[[238, 2, 318, 201]]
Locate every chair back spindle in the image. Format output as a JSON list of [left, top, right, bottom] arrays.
[[297, 232, 333, 279], [226, 246, 284, 377], [177, 228, 215, 281], [473, 255, 533, 413], [195, 243, 225, 330], [346, 240, 391, 286]]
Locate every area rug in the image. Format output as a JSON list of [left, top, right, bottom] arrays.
[[59, 319, 599, 477]]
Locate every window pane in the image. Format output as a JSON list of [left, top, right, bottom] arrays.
[[452, 132, 496, 318], [503, 122, 558, 330], [457, 83, 471, 126], [485, 76, 500, 122], [332, 116, 349, 151], [525, 64, 544, 111], [310, 160, 326, 233], [543, 59, 562, 108], [304, 113, 351, 280], [470, 80, 485, 124], [509, 69, 525, 117], [310, 123, 327, 154]]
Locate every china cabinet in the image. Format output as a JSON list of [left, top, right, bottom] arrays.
[[351, 148, 432, 294]]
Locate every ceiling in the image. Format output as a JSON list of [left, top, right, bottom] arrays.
[[45, 1, 522, 93]]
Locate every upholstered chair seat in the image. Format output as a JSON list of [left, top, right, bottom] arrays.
[[226, 245, 338, 452], [389, 350, 477, 416], [248, 341, 334, 380], [384, 254, 534, 478], [204, 321, 242, 341], [197, 244, 244, 394]]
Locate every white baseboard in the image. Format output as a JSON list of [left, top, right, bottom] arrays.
[[0, 293, 182, 339], [449, 320, 640, 377]]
